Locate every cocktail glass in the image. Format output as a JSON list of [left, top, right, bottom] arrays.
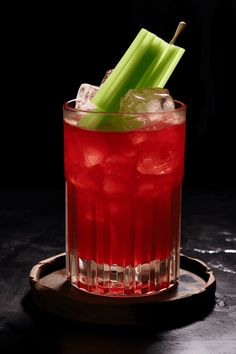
[[63, 100, 186, 296]]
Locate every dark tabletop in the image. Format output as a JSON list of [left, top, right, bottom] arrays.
[[0, 188, 236, 354]]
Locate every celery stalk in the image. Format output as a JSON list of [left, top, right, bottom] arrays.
[[78, 28, 185, 130]]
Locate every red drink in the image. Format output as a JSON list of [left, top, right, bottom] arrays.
[[63, 101, 186, 296]]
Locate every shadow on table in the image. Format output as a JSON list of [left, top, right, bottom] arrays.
[[18, 291, 217, 354], [22, 289, 216, 332]]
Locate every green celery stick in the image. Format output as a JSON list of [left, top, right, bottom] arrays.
[[135, 45, 185, 88], [91, 29, 166, 112], [78, 27, 185, 130]]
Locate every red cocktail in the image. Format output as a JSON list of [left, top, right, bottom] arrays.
[[63, 101, 186, 296]]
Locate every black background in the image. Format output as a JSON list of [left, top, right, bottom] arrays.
[[2, 0, 236, 191], [1, 4, 236, 352]]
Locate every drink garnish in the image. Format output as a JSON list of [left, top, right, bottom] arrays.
[[78, 22, 186, 130]]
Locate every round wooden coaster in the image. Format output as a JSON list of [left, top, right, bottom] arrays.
[[29, 253, 216, 326]]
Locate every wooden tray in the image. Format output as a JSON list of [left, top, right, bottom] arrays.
[[29, 253, 216, 326]]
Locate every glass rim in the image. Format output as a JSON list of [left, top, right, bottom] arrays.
[[63, 99, 187, 116]]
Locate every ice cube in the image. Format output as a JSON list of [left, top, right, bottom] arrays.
[[137, 143, 178, 175], [77, 83, 99, 101], [135, 179, 158, 200], [103, 175, 129, 195], [75, 83, 99, 109], [75, 71, 113, 110], [71, 166, 100, 192], [82, 141, 109, 167], [83, 147, 106, 167], [120, 88, 175, 113], [129, 132, 147, 145], [104, 154, 135, 177], [74, 133, 110, 167], [102, 154, 134, 196]]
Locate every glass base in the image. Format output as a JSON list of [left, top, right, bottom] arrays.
[[68, 252, 179, 297]]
